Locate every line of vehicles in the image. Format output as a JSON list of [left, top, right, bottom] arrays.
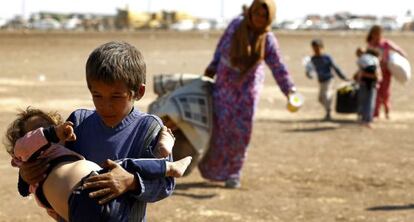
[[0, 9, 228, 31], [275, 12, 414, 31], [1, 9, 414, 32]]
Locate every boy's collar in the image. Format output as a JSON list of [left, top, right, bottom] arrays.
[[98, 107, 141, 130]]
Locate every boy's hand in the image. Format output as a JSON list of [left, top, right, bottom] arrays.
[[83, 159, 137, 204], [55, 121, 76, 142], [19, 158, 49, 185]]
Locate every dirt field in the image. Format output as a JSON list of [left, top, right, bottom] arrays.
[[0, 30, 414, 222]]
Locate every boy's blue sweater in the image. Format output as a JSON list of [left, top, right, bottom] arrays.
[[310, 54, 347, 82], [66, 108, 174, 222]]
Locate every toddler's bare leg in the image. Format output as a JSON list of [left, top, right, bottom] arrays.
[[155, 126, 175, 158], [166, 156, 192, 177]]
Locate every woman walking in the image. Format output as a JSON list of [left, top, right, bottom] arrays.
[[199, 0, 297, 188]]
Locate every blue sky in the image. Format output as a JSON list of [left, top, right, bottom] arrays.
[[1, 0, 413, 21]]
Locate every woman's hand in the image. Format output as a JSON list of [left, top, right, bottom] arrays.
[[82, 159, 137, 204], [19, 158, 50, 185], [204, 67, 216, 78], [286, 87, 297, 99]]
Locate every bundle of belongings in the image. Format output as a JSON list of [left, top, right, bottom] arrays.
[[388, 51, 411, 84], [148, 73, 214, 175]]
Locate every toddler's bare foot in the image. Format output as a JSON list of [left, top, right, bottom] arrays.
[[155, 126, 175, 158], [166, 156, 192, 177]]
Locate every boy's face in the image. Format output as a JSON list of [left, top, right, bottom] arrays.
[[312, 45, 322, 55], [89, 80, 144, 127]]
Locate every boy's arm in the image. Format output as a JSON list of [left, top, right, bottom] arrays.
[[329, 56, 348, 81], [127, 118, 175, 202], [82, 158, 173, 204], [127, 159, 174, 202], [82, 116, 175, 204], [117, 158, 167, 180]]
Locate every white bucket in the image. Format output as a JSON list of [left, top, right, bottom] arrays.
[[287, 92, 304, 113]]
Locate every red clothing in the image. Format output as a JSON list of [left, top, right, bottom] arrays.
[[369, 39, 406, 117], [375, 63, 392, 116]]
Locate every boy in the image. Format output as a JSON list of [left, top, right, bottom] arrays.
[[306, 39, 349, 120], [19, 41, 174, 221]]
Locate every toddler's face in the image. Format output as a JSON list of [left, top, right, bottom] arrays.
[[89, 80, 136, 128], [24, 116, 51, 134]]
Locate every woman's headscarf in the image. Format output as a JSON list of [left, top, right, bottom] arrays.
[[230, 0, 276, 78]]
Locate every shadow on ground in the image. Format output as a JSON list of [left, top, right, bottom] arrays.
[[172, 182, 223, 199], [175, 181, 223, 190], [258, 118, 358, 132], [366, 204, 414, 211]]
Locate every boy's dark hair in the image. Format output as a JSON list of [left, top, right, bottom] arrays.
[[311, 39, 323, 48], [4, 107, 62, 155], [85, 41, 146, 93]]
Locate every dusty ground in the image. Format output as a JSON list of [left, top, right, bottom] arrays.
[[0, 30, 414, 222]]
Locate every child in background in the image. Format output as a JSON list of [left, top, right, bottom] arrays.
[[366, 25, 407, 119], [6, 107, 191, 221], [355, 48, 382, 128], [306, 39, 349, 120], [18, 41, 175, 222]]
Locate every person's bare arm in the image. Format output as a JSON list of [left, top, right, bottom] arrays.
[[387, 40, 407, 57]]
